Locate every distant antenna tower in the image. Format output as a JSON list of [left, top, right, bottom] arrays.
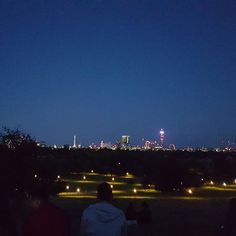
[[73, 135, 77, 148], [160, 129, 165, 146]]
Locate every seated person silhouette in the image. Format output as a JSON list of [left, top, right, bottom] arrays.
[[80, 182, 127, 236], [22, 187, 70, 236], [125, 202, 137, 225], [137, 202, 152, 225], [222, 198, 236, 236]]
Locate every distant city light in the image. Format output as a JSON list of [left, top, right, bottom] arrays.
[[91, 170, 94, 173], [223, 182, 227, 187], [34, 174, 37, 178], [133, 188, 137, 193], [66, 185, 70, 190], [126, 172, 129, 176], [111, 185, 113, 189], [234, 179, 236, 184], [77, 188, 80, 192], [112, 177, 115, 181], [83, 176, 86, 180], [160, 129, 165, 135], [160, 128, 165, 146], [210, 181, 214, 185], [57, 175, 61, 179]]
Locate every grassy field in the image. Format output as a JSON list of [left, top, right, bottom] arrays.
[[52, 172, 236, 236]]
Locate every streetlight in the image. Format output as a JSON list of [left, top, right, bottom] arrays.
[[187, 189, 193, 194]]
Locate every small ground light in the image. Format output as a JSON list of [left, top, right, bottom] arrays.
[[110, 185, 113, 189], [201, 178, 204, 181], [77, 188, 80, 192], [34, 174, 37, 178], [133, 188, 137, 193], [187, 189, 193, 194], [210, 181, 214, 185], [118, 162, 121, 165], [234, 179, 236, 184], [91, 170, 94, 173], [126, 172, 129, 176], [57, 175, 61, 179], [112, 177, 115, 181], [83, 176, 86, 180], [223, 182, 227, 187], [66, 185, 70, 190]]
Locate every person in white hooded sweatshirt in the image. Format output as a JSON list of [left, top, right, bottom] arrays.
[[80, 182, 127, 236]]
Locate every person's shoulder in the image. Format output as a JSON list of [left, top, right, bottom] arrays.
[[111, 205, 126, 220], [114, 206, 125, 214], [82, 203, 96, 216], [82, 202, 124, 217], [82, 202, 112, 213], [45, 202, 69, 220]]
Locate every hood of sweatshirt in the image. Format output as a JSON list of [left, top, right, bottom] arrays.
[[85, 202, 124, 223]]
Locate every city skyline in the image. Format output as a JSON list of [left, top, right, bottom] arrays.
[[1, 1, 236, 147], [47, 131, 235, 149]]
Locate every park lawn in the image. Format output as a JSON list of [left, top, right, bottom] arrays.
[[54, 172, 236, 235], [52, 196, 228, 236]]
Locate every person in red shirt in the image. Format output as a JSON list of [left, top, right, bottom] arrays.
[[23, 189, 70, 236]]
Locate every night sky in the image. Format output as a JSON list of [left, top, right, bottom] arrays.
[[1, 0, 236, 147]]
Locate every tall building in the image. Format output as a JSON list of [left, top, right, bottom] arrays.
[[121, 135, 130, 145], [160, 129, 165, 146], [73, 135, 77, 148]]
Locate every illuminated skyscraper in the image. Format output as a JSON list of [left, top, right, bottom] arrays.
[[73, 135, 77, 148], [159, 129, 165, 146], [121, 135, 130, 145]]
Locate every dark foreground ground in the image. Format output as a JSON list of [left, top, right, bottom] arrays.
[[52, 196, 229, 236]]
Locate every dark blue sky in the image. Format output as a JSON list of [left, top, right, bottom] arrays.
[[1, 0, 236, 147]]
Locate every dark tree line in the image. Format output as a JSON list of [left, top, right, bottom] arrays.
[[1, 128, 236, 195]]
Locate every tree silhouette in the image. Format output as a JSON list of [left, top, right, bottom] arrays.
[[0, 127, 36, 149]]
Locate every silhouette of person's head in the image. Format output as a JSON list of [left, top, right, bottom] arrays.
[[125, 202, 137, 220], [228, 198, 236, 215], [229, 198, 236, 208], [141, 201, 149, 209], [29, 184, 50, 209], [97, 182, 113, 202], [128, 202, 134, 207]]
